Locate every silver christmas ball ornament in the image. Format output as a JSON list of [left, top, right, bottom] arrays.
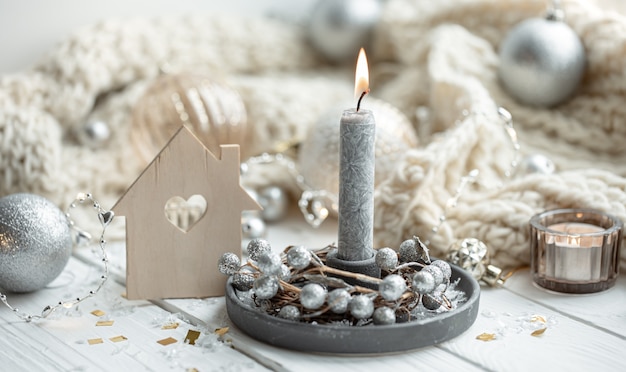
[[278, 305, 301, 321], [379, 274, 407, 301], [257, 186, 289, 222], [375, 247, 398, 271], [327, 288, 351, 314], [253, 275, 279, 299], [518, 154, 556, 175], [218, 252, 240, 275], [499, 16, 586, 107], [373, 307, 396, 325], [246, 238, 272, 261], [308, 0, 382, 63], [349, 295, 374, 319], [242, 212, 267, 240], [286, 245, 311, 270], [447, 238, 489, 280], [300, 283, 327, 310], [77, 120, 111, 148], [0, 193, 72, 292]]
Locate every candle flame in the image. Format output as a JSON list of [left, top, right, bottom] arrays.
[[354, 48, 369, 100]]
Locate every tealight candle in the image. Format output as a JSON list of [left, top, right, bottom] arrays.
[[530, 209, 623, 294]]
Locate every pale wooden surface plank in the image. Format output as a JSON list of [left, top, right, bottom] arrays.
[[0, 257, 269, 371], [504, 269, 626, 338]]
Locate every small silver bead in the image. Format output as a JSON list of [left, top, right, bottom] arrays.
[[246, 238, 272, 261], [286, 245, 311, 269], [256, 251, 282, 276], [300, 283, 327, 310], [78, 120, 111, 148], [379, 274, 406, 301], [349, 295, 374, 319], [232, 271, 255, 291], [422, 265, 445, 287], [372, 307, 396, 325], [431, 260, 452, 280], [398, 239, 418, 262], [375, 247, 398, 271], [422, 293, 442, 311], [327, 288, 351, 314], [253, 276, 279, 299], [278, 305, 300, 321], [412, 270, 436, 294], [217, 253, 240, 275]]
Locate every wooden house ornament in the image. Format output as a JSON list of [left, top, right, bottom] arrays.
[[113, 126, 260, 300]]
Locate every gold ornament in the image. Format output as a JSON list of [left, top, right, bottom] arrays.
[[298, 97, 418, 205], [131, 72, 248, 163]]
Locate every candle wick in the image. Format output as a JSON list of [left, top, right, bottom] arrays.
[[356, 89, 369, 112]]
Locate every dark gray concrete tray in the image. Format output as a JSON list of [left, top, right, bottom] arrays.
[[225, 264, 480, 354]]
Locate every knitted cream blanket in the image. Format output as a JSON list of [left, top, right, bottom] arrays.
[[1, 0, 625, 269]]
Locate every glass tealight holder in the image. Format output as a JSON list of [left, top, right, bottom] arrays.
[[530, 208, 623, 294]]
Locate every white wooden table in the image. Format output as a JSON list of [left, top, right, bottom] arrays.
[[1, 208, 625, 372]]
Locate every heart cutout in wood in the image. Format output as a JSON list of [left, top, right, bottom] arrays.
[[164, 195, 208, 233]]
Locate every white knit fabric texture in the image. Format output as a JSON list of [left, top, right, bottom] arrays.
[[0, 0, 625, 268]]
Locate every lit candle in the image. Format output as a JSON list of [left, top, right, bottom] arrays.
[[337, 48, 375, 263], [529, 209, 623, 294]]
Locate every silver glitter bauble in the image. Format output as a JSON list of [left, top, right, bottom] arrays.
[[398, 239, 418, 263], [517, 154, 556, 175], [375, 247, 398, 271], [77, 120, 111, 148], [349, 295, 374, 319], [328, 288, 351, 314], [447, 238, 489, 280], [298, 98, 418, 214], [373, 307, 396, 325], [257, 186, 289, 222], [379, 274, 407, 301], [218, 252, 241, 275], [253, 275, 279, 299], [242, 212, 267, 240], [308, 0, 382, 63], [232, 271, 255, 291], [412, 270, 436, 295], [300, 283, 327, 310], [278, 305, 301, 321], [246, 238, 272, 261], [0, 193, 72, 292], [422, 293, 442, 311], [286, 245, 311, 270], [256, 251, 282, 276], [499, 16, 586, 107]]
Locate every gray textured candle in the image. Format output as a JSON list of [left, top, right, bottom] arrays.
[[337, 108, 376, 261]]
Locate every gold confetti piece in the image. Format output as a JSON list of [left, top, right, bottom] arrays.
[[161, 322, 180, 330], [184, 330, 201, 345], [531, 315, 547, 324], [214, 327, 229, 337], [109, 335, 128, 343], [91, 310, 105, 317], [157, 337, 178, 346], [476, 333, 497, 341], [531, 328, 547, 337], [96, 320, 114, 327], [88, 338, 104, 345]]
